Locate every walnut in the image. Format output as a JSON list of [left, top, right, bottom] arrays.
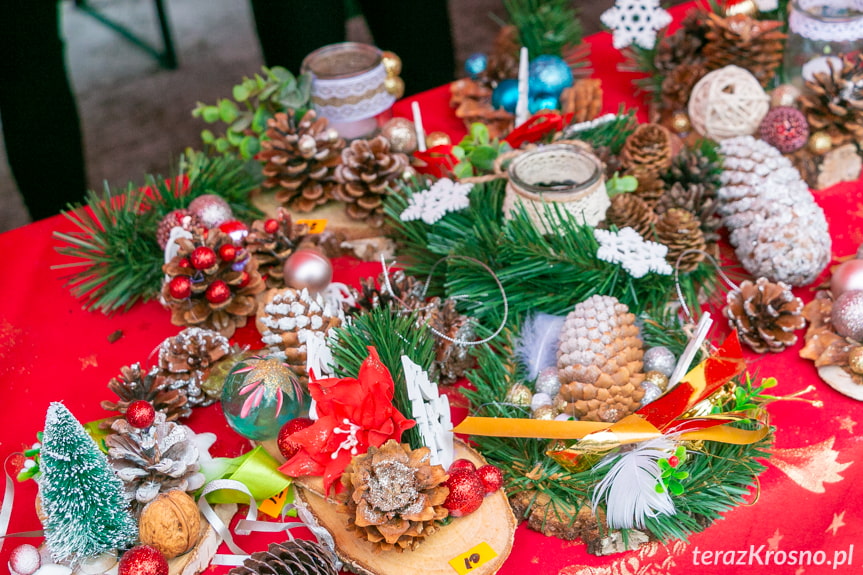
[[139, 490, 202, 558]]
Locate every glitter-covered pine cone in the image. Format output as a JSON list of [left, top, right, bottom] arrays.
[[654, 208, 707, 273], [246, 210, 310, 288], [339, 440, 449, 553], [703, 13, 786, 87], [725, 277, 805, 353], [799, 54, 863, 147], [259, 109, 345, 212], [255, 287, 343, 386], [155, 327, 233, 407], [228, 540, 339, 575], [605, 193, 657, 238], [161, 229, 266, 338], [334, 136, 409, 227], [101, 363, 191, 423], [105, 412, 205, 513], [556, 295, 645, 423]]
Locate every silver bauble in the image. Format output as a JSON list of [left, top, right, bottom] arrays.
[[831, 259, 863, 298], [283, 248, 333, 294], [641, 382, 663, 406], [643, 346, 676, 377], [530, 392, 553, 412], [534, 366, 562, 397], [832, 290, 863, 341]]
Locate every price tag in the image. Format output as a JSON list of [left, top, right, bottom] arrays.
[[258, 487, 290, 518], [295, 219, 328, 234], [448, 542, 497, 574]]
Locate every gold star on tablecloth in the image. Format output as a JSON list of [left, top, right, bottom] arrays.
[[826, 511, 846, 536], [837, 416, 857, 434], [767, 528, 783, 551], [79, 354, 98, 369]]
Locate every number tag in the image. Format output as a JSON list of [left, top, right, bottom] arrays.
[[295, 219, 328, 234], [449, 542, 497, 574]]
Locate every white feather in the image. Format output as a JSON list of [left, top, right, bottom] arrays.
[[514, 313, 566, 380], [591, 437, 677, 529]]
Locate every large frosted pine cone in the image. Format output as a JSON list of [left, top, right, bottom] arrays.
[[556, 295, 645, 422], [255, 287, 343, 386], [725, 277, 805, 353], [340, 440, 449, 553], [717, 136, 830, 286], [228, 540, 339, 575]]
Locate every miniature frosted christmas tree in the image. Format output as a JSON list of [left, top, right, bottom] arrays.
[[39, 402, 138, 563]]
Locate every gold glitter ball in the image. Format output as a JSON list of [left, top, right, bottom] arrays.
[[506, 383, 533, 407], [532, 405, 557, 420], [425, 131, 452, 148], [670, 112, 691, 133], [381, 117, 418, 154], [771, 84, 801, 108], [644, 370, 669, 391], [381, 51, 402, 77], [552, 394, 569, 414], [809, 131, 833, 155], [848, 347, 863, 375], [384, 76, 405, 99]]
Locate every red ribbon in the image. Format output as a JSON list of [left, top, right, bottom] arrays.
[[504, 112, 573, 148]]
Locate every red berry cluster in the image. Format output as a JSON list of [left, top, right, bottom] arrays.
[[442, 459, 504, 517]]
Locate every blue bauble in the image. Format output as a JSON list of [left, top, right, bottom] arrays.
[[221, 355, 306, 440], [464, 52, 488, 78], [528, 55, 573, 97], [529, 93, 560, 114], [492, 78, 520, 113]]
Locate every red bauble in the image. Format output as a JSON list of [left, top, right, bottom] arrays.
[[179, 258, 191, 269], [667, 455, 679, 468], [119, 545, 168, 575], [218, 244, 237, 262], [190, 246, 217, 270], [205, 280, 231, 304], [168, 275, 192, 299], [443, 469, 485, 517], [237, 271, 251, 288], [219, 220, 249, 244], [277, 417, 315, 460], [264, 218, 280, 234], [759, 106, 809, 153], [448, 458, 476, 474], [126, 400, 156, 429], [475, 464, 503, 495]]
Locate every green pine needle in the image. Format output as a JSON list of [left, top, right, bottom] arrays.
[[563, 107, 638, 154], [330, 306, 437, 450], [505, 0, 587, 68]]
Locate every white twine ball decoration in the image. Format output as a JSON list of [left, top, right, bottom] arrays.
[[688, 65, 770, 141]]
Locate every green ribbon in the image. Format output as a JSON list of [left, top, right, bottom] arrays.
[[200, 446, 294, 513]]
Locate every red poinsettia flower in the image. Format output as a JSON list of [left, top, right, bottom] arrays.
[[278, 347, 415, 495]]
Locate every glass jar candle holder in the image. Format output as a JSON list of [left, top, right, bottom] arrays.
[[502, 144, 608, 229], [783, 0, 863, 88], [302, 42, 396, 140]]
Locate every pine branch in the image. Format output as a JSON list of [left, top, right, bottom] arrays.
[[504, 0, 587, 68], [330, 306, 437, 450], [563, 107, 638, 154]]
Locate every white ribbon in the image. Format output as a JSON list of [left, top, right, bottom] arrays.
[[0, 454, 44, 556]]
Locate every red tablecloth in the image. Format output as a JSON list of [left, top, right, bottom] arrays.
[[2, 6, 862, 574]]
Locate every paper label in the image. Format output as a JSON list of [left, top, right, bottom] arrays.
[[258, 487, 290, 518], [449, 542, 497, 574], [296, 219, 328, 234]]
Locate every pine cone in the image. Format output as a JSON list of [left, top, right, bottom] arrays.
[[259, 109, 345, 212], [161, 229, 266, 338], [101, 363, 191, 423], [454, 99, 514, 141], [725, 277, 805, 353], [483, 25, 521, 86], [661, 145, 724, 193], [255, 287, 344, 387], [661, 64, 706, 111], [155, 327, 234, 408], [606, 193, 657, 238], [561, 79, 603, 123], [718, 136, 831, 286], [799, 54, 863, 146], [654, 208, 706, 273], [105, 412, 206, 513], [654, 10, 710, 74], [556, 295, 645, 422], [656, 182, 721, 245], [229, 540, 338, 575], [333, 136, 409, 227], [246, 209, 311, 289], [788, 147, 821, 189], [354, 270, 427, 312], [620, 124, 674, 177], [626, 166, 666, 207], [340, 440, 449, 553], [450, 78, 493, 108], [703, 13, 786, 87]]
